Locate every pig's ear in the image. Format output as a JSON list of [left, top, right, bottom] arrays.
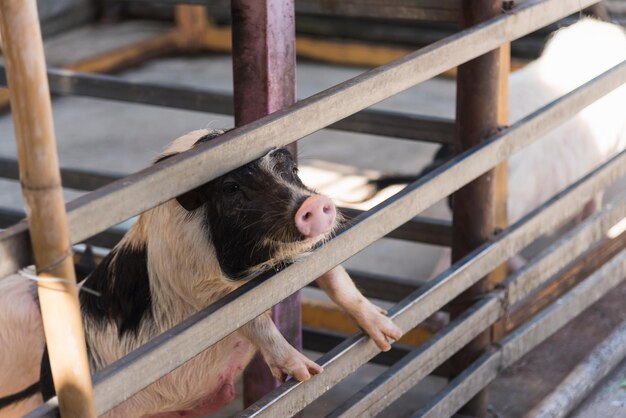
[[176, 187, 206, 211], [154, 153, 206, 211]]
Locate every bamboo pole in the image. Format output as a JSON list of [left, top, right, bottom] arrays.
[[0, 1, 96, 417]]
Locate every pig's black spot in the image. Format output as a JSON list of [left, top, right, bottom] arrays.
[[80, 244, 152, 337]]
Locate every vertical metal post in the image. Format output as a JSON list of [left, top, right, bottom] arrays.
[[0, 0, 96, 416], [231, 0, 299, 406], [449, 1, 504, 416]]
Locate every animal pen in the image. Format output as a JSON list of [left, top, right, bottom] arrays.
[[0, 0, 624, 417]]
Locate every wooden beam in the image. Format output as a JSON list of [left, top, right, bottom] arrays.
[[0, 0, 95, 416], [175, 5, 209, 51]]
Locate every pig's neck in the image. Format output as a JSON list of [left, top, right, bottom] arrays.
[[139, 203, 237, 330]]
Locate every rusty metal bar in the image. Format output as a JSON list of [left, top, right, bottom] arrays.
[[448, 1, 503, 416], [230, 0, 300, 406]]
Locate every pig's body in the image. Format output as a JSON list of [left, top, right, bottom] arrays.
[[0, 130, 401, 417], [506, 19, 626, 223]]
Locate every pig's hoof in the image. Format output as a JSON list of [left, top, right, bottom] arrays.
[[353, 301, 403, 352], [266, 348, 323, 383]]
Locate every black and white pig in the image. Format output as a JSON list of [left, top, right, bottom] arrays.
[[0, 129, 402, 417]]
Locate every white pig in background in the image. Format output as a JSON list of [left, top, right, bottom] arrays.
[[0, 129, 402, 418], [374, 19, 626, 274]]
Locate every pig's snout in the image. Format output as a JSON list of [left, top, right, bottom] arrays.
[[295, 195, 336, 238]]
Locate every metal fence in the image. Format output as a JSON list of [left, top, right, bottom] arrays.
[[0, 0, 624, 416]]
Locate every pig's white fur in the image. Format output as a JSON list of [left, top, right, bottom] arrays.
[[430, 20, 626, 278], [0, 129, 401, 417], [507, 19, 626, 223]]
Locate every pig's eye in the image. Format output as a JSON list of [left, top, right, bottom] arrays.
[[222, 182, 240, 196], [292, 167, 298, 175]]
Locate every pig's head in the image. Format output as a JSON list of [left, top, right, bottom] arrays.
[[154, 129, 341, 281]]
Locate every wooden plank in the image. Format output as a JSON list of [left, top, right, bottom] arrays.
[[175, 5, 208, 50], [0, 0, 96, 416]]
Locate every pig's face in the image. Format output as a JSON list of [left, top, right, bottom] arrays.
[[171, 133, 339, 280]]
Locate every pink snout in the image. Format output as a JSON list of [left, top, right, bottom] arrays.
[[294, 195, 337, 238]]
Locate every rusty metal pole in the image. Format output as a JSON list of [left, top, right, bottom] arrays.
[[0, 0, 96, 417], [449, 1, 504, 416], [231, 0, 299, 406]]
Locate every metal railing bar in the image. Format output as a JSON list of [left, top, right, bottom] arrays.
[[413, 249, 626, 418], [328, 196, 626, 417], [0, 208, 125, 250], [237, 149, 626, 417], [16, 68, 626, 416], [415, 351, 502, 418], [326, 297, 502, 418], [0, 66, 455, 144], [0, 0, 604, 279], [505, 194, 626, 306], [341, 207, 452, 246], [0, 156, 121, 191], [302, 327, 414, 368], [1, 205, 424, 301]]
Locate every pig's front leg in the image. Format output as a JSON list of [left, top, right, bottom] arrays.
[[316, 266, 403, 351], [240, 313, 323, 382]]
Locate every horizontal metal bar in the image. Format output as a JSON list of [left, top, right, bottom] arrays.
[[0, 161, 449, 245], [0, 0, 605, 279], [505, 194, 626, 306], [21, 55, 626, 417], [303, 327, 413, 367], [502, 249, 626, 368], [332, 194, 626, 418], [0, 67, 455, 144], [0, 157, 121, 191], [341, 207, 452, 246], [413, 249, 626, 418], [327, 297, 501, 418], [414, 351, 502, 418], [295, 0, 460, 21], [239, 148, 626, 417]]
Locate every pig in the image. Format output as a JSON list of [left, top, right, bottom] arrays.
[[0, 129, 402, 418]]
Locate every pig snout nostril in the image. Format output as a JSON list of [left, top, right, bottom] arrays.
[[295, 195, 337, 238]]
